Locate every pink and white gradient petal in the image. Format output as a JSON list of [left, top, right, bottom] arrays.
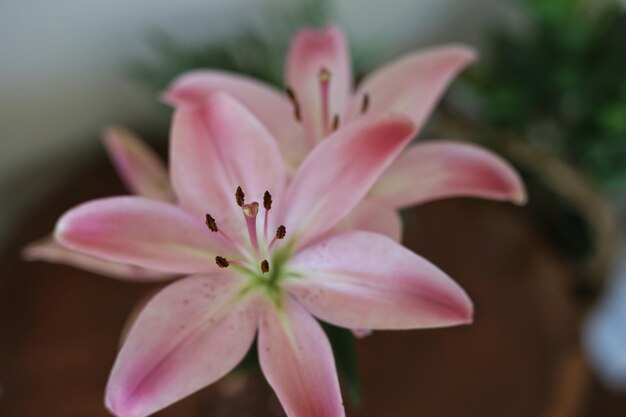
[[277, 115, 416, 248], [286, 25, 352, 143], [199, 93, 287, 205], [164, 71, 307, 170], [258, 296, 345, 417], [102, 126, 176, 202], [348, 45, 476, 131], [106, 273, 258, 417], [336, 199, 403, 242], [55, 197, 232, 274], [287, 231, 473, 330], [370, 141, 527, 208], [22, 237, 174, 281], [169, 94, 287, 242]]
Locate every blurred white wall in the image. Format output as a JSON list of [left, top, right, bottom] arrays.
[[0, 0, 518, 241]]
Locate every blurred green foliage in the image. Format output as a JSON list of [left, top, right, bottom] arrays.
[[132, 0, 331, 90], [469, 0, 626, 190]]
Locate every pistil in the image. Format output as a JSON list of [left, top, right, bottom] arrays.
[[242, 202, 260, 255], [319, 67, 332, 136]]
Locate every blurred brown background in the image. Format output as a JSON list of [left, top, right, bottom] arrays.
[[1, 153, 625, 417]]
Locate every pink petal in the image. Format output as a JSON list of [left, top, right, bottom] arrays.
[[286, 25, 352, 142], [55, 197, 231, 274], [22, 236, 174, 281], [102, 126, 176, 202], [258, 296, 344, 417], [287, 231, 473, 330], [335, 199, 403, 242], [371, 141, 526, 208], [277, 115, 416, 248], [164, 71, 308, 170], [169, 93, 287, 241], [348, 45, 476, 130], [106, 273, 258, 417]]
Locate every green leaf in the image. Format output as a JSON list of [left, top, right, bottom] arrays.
[[322, 322, 363, 407]]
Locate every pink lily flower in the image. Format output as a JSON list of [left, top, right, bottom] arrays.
[[55, 93, 473, 417], [23, 127, 176, 281], [165, 26, 526, 242]]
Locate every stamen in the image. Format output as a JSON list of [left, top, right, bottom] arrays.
[[331, 114, 340, 132], [361, 93, 370, 114], [204, 213, 242, 252], [215, 256, 229, 268], [242, 202, 260, 254], [269, 225, 287, 251], [319, 67, 332, 135], [263, 191, 272, 240], [286, 87, 301, 121], [205, 213, 218, 232], [261, 259, 270, 274], [235, 186, 245, 207]]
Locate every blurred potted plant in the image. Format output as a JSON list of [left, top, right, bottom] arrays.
[[445, 0, 626, 295]]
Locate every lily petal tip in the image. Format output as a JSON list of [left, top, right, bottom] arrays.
[[511, 187, 528, 206], [20, 243, 38, 262]]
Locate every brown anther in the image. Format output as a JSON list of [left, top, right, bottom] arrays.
[[261, 259, 270, 274], [235, 186, 245, 207], [242, 202, 259, 218], [355, 73, 366, 90], [331, 114, 340, 131], [276, 225, 287, 239], [361, 93, 370, 114], [263, 191, 272, 211], [319, 67, 331, 83], [215, 256, 229, 268], [286, 86, 296, 101], [205, 213, 218, 232], [286, 87, 302, 121]]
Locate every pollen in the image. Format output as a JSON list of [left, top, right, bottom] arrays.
[[286, 87, 302, 121], [261, 259, 270, 274], [332, 114, 340, 131], [205, 213, 218, 232], [263, 191, 273, 210], [215, 256, 229, 268], [235, 186, 245, 207], [276, 225, 286, 239], [361, 93, 370, 114]]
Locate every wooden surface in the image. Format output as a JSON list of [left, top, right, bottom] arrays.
[[1, 158, 626, 417]]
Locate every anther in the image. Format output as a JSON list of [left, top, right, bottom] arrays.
[[355, 73, 365, 90], [215, 256, 229, 268], [268, 225, 287, 251], [261, 259, 270, 274], [235, 186, 245, 207], [286, 87, 302, 121], [361, 93, 370, 114], [263, 191, 272, 211], [332, 114, 340, 132], [205, 213, 218, 232]]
